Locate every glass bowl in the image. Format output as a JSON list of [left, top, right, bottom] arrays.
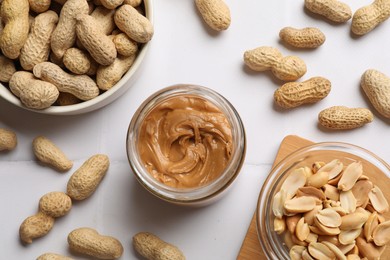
[[256, 142, 390, 259], [0, 0, 153, 115], [126, 84, 246, 206]]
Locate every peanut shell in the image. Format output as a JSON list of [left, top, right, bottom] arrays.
[[279, 27, 325, 48], [33, 136, 73, 172], [67, 154, 110, 200], [361, 69, 390, 118], [195, 0, 231, 31], [318, 106, 373, 130]]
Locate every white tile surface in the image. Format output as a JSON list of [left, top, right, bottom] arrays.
[[1, 0, 389, 259]]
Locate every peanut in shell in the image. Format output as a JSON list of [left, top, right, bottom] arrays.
[[318, 106, 374, 130]]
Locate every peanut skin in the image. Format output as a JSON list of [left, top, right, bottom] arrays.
[[114, 4, 153, 43], [361, 69, 390, 119], [0, 128, 17, 151], [304, 0, 352, 23], [195, 0, 231, 31], [133, 232, 186, 260], [279, 27, 325, 49], [68, 227, 123, 259], [0, 0, 30, 59], [274, 77, 331, 108], [33, 62, 99, 101], [20, 10, 59, 71], [33, 136, 73, 172], [243, 46, 307, 81], [318, 106, 374, 130], [67, 154, 110, 200], [352, 0, 390, 35]]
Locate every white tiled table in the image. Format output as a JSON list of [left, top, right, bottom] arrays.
[[1, 1, 389, 259]]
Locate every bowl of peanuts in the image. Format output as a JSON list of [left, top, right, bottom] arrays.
[[0, 0, 153, 115], [256, 142, 390, 259]]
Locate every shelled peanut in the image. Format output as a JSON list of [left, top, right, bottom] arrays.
[[0, 0, 153, 110], [272, 159, 390, 259]]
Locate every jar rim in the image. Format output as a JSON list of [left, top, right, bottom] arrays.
[[256, 141, 390, 259], [126, 84, 246, 204]]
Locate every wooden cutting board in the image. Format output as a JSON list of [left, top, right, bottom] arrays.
[[237, 135, 390, 259], [237, 135, 313, 259]]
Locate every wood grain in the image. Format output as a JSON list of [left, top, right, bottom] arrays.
[[237, 135, 390, 259], [237, 135, 313, 259]]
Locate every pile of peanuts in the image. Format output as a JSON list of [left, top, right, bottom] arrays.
[[0, 0, 153, 110], [0, 128, 186, 259], [273, 159, 390, 259]]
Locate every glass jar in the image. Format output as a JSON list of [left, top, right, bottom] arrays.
[[256, 142, 390, 259], [126, 84, 246, 206]]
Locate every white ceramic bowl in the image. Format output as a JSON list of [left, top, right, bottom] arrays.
[[0, 0, 153, 115]]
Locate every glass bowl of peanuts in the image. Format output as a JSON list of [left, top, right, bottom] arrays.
[[0, 0, 153, 115], [256, 142, 390, 259]]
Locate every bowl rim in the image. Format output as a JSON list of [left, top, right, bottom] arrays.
[[0, 0, 154, 116], [255, 141, 390, 259]]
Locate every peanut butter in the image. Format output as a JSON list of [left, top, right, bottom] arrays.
[[138, 95, 233, 188]]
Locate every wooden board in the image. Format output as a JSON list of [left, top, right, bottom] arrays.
[[237, 135, 390, 259], [237, 135, 313, 259]]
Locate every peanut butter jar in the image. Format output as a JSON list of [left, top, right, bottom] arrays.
[[126, 84, 246, 206]]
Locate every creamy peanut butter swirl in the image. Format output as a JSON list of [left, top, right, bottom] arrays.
[[138, 95, 233, 188]]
